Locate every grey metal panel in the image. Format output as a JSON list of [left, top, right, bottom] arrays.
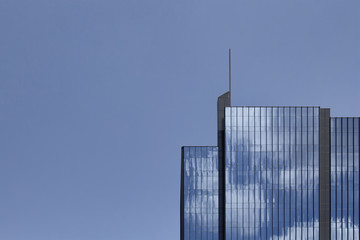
[[180, 147, 184, 240], [217, 92, 230, 240], [319, 108, 330, 240]]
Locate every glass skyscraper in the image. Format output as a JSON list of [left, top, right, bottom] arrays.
[[181, 91, 360, 240]]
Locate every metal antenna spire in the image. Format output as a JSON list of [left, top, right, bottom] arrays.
[[229, 48, 231, 105]]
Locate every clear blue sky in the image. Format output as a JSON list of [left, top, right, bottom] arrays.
[[0, 1, 359, 239]]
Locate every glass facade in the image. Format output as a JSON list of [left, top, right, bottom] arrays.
[[182, 146, 219, 240], [331, 118, 360, 239], [181, 92, 360, 240], [224, 107, 320, 239]]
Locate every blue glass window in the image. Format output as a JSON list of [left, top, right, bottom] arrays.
[[182, 146, 219, 240], [331, 118, 360, 239], [225, 107, 320, 239]]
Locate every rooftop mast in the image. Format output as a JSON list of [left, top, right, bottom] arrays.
[[229, 48, 231, 106]]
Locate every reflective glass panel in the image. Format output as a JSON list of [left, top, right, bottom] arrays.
[[182, 146, 219, 240], [225, 107, 320, 240], [330, 118, 360, 239]]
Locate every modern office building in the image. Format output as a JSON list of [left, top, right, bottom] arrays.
[[180, 91, 360, 240]]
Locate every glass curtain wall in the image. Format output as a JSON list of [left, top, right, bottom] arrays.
[[330, 118, 360, 240], [225, 107, 320, 240], [183, 146, 219, 240]]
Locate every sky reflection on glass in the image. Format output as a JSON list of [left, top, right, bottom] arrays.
[[331, 118, 360, 240], [183, 147, 219, 240], [225, 107, 319, 240], [182, 110, 360, 240]]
